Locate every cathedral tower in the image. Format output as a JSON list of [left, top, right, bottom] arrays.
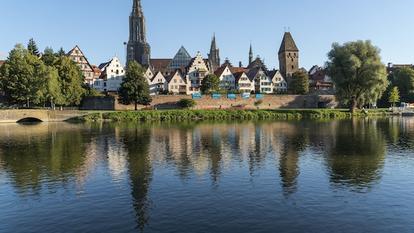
[[127, 0, 151, 66], [249, 43, 253, 65], [278, 32, 299, 78], [208, 34, 220, 72]]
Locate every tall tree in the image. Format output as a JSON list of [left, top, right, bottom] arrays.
[[390, 67, 414, 103], [53, 56, 85, 106], [388, 87, 400, 107], [119, 61, 152, 110], [200, 74, 220, 94], [326, 40, 388, 112], [27, 38, 40, 57], [289, 70, 309, 95], [0, 44, 47, 107], [56, 47, 66, 57]]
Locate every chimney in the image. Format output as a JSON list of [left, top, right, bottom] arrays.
[[239, 61, 243, 68]]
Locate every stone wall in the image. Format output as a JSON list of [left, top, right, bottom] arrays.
[[81, 96, 115, 110], [115, 95, 337, 110]]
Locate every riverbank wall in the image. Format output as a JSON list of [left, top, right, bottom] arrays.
[[81, 95, 337, 111]]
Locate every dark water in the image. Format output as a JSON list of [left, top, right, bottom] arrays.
[[0, 119, 414, 233]]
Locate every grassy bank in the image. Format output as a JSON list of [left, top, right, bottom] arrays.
[[77, 109, 391, 122]]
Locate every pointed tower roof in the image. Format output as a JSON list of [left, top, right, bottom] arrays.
[[278, 32, 299, 54], [132, 0, 143, 16], [210, 34, 217, 52], [249, 43, 253, 55]]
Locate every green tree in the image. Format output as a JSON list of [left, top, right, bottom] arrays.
[[388, 87, 400, 107], [0, 44, 47, 107], [289, 70, 309, 95], [53, 56, 85, 106], [119, 61, 152, 110], [42, 47, 57, 66], [200, 74, 220, 94], [390, 67, 414, 103], [27, 38, 40, 57], [177, 98, 196, 109], [326, 40, 388, 112], [56, 47, 66, 57]]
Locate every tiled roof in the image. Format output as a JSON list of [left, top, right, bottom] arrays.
[[279, 32, 299, 54], [150, 59, 172, 73], [0, 60, 5, 67]]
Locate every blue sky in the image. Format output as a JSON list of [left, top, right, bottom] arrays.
[[1, 0, 413, 69]]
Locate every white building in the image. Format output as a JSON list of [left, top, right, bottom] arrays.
[[167, 70, 189, 95], [235, 71, 254, 93], [150, 71, 168, 95], [94, 57, 125, 92], [187, 52, 210, 93], [215, 65, 236, 91], [269, 70, 288, 93]]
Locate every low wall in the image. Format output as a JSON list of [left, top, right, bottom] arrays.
[[115, 95, 337, 110], [81, 96, 115, 110]]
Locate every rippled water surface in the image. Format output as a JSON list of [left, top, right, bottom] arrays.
[[0, 119, 414, 233]]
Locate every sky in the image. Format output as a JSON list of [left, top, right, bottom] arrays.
[[0, 0, 413, 69]]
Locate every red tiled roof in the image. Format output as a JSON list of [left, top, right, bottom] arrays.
[[0, 60, 5, 67]]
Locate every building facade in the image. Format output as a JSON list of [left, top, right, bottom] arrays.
[[94, 57, 125, 92], [67, 45, 95, 85]]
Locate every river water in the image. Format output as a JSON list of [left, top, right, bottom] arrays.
[[0, 119, 413, 233]]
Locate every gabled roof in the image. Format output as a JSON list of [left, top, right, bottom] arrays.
[[233, 71, 251, 83], [67, 45, 94, 71], [247, 57, 267, 70], [151, 71, 166, 83], [0, 60, 5, 67], [166, 69, 185, 83], [246, 67, 263, 81], [278, 32, 299, 54]]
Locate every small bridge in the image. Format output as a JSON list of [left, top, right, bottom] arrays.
[[0, 110, 88, 123]]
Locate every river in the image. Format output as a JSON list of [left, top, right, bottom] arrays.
[[0, 119, 413, 233]]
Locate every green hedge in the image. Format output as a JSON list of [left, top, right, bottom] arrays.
[[78, 109, 391, 123]]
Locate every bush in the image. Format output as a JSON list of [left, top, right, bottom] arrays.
[[177, 99, 197, 109], [254, 100, 264, 106]]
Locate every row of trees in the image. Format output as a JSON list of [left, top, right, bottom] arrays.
[[0, 39, 91, 107]]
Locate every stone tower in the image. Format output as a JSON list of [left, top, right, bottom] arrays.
[[127, 0, 151, 66], [208, 34, 220, 72], [249, 43, 253, 65], [278, 32, 299, 78]]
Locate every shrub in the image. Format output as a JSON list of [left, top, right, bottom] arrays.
[[177, 99, 197, 109], [254, 100, 264, 106]]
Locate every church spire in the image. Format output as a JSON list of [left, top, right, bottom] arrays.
[[249, 43, 253, 65], [208, 34, 220, 72], [132, 0, 143, 16], [127, 0, 151, 66]]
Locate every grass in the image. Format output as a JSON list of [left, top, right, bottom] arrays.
[[77, 109, 392, 123]]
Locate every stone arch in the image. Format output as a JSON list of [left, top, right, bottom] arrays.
[[16, 117, 43, 123]]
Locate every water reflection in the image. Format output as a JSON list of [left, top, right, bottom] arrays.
[[325, 120, 386, 191], [0, 118, 414, 231]]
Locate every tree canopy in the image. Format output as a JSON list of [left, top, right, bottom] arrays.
[[27, 38, 40, 57], [119, 61, 152, 110], [389, 67, 414, 103], [326, 40, 388, 112], [200, 74, 220, 94], [289, 70, 309, 95]]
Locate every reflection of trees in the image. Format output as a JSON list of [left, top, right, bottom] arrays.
[[278, 123, 307, 196], [199, 127, 223, 184], [0, 124, 88, 195], [326, 120, 386, 190], [122, 127, 152, 232]]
